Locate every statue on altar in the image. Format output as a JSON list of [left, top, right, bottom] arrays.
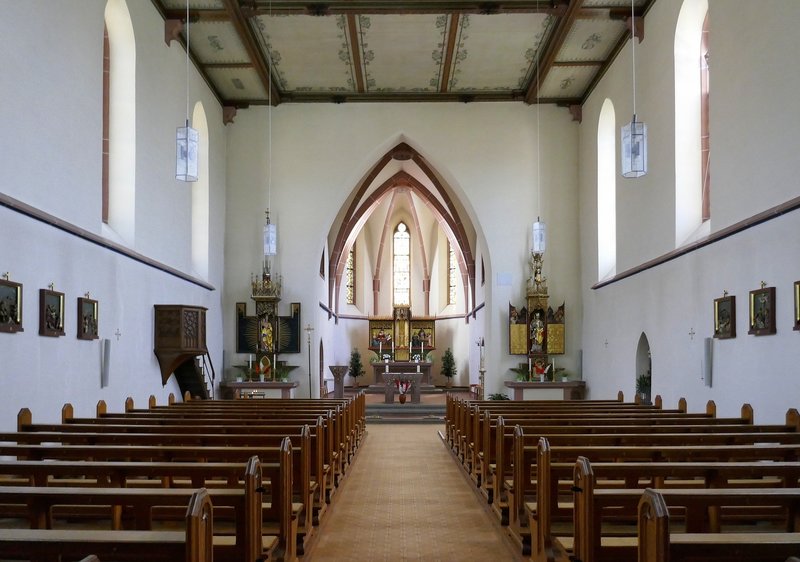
[[260, 316, 274, 353], [530, 311, 545, 353]]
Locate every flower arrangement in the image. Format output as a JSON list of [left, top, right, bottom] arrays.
[[394, 379, 412, 394]]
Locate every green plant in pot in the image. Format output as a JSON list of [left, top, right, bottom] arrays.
[[635, 373, 651, 404], [441, 347, 457, 387], [348, 348, 365, 388]]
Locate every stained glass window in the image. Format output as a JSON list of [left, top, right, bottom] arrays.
[[448, 242, 457, 305], [393, 223, 410, 306], [345, 248, 355, 304]]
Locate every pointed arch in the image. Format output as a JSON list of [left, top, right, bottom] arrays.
[[191, 101, 210, 278], [328, 142, 475, 318], [675, 0, 709, 245], [597, 98, 617, 281], [103, 0, 136, 243]]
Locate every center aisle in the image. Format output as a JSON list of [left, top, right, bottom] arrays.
[[307, 423, 518, 561]]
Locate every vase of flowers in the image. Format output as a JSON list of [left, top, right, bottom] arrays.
[[395, 378, 411, 404]]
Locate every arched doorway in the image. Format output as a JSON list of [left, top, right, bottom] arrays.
[[635, 333, 652, 404]]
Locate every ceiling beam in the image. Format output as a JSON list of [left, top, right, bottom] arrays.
[[346, 15, 366, 93], [162, 9, 231, 21], [245, 0, 560, 16], [524, 0, 583, 105], [438, 14, 460, 93], [220, 0, 281, 105]]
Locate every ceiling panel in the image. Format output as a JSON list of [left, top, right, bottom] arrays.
[[556, 18, 628, 62], [252, 14, 356, 92], [186, 21, 249, 63], [539, 65, 600, 99], [449, 14, 553, 92], [357, 14, 448, 93], [206, 66, 268, 100]]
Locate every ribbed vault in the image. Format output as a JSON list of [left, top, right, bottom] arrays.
[[328, 142, 476, 318]]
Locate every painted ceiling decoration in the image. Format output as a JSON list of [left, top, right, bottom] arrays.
[[155, 0, 655, 107]]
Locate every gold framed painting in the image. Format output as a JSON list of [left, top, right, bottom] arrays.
[[77, 297, 99, 340], [713, 295, 736, 339], [40, 288, 65, 337], [0, 278, 23, 333], [794, 281, 800, 332], [748, 286, 776, 336]]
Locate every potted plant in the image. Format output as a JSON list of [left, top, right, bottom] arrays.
[[635, 373, 651, 404], [441, 348, 457, 387], [488, 393, 510, 400], [348, 348, 365, 388]]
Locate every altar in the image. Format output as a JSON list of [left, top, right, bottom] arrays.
[[382, 372, 422, 404], [371, 361, 432, 385]]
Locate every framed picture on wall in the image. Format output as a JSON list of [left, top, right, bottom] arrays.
[[748, 286, 776, 336], [713, 294, 736, 339], [794, 281, 800, 331], [77, 296, 99, 340], [40, 288, 65, 337], [0, 278, 24, 333]]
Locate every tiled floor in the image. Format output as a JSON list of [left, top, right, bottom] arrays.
[[306, 424, 518, 561]]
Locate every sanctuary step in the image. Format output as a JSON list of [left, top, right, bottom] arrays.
[[365, 403, 445, 423]]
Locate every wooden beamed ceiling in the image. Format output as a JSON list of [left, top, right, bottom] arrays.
[[155, 0, 656, 108]]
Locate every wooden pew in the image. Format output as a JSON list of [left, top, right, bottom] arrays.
[[573, 457, 800, 562], [531, 440, 800, 561], [509, 420, 800, 555], [0, 453, 293, 562], [84, 403, 348, 494], [498, 404, 774, 531], [482, 405, 794, 508], [638, 488, 800, 562], [0, 487, 213, 562], [17, 408, 330, 528], [0, 440, 298, 561]]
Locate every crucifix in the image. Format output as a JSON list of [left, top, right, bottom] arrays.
[[688, 328, 696, 340], [304, 324, 314, 398], [114, 328, 122, 341]]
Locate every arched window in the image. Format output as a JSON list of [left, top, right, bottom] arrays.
[[393, 222, 410, 306], [103, 0, 136, 243], [102, 25, 110, 223], [345, 247, 355, 305], [191, 101, 209, 278], [597, 98, 617, 281], [674, 0, 709, 245], [447, 241, 457, 305], [700, 11, 710, 221]]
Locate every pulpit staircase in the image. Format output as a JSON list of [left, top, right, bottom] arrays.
[[153, 305, 215, 400], [172, 356, 214, 400]]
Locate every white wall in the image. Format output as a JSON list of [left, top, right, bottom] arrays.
[[0, 1, 228, 430], [578, 0, 800, 423], [223, 102, 582, 397]]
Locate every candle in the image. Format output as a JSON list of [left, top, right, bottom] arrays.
[[248, 355, 252, 370], [421, 341, 424, 358], [379, 341, 382, 356], [392, 340, 395, 354], [528, 357, 532, 372]]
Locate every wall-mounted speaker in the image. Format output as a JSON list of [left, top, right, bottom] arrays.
[[101, 338, 111, 388], [702, 337, 713, 387]]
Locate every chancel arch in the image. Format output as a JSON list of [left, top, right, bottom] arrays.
[[328, 142, 477, 320]]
